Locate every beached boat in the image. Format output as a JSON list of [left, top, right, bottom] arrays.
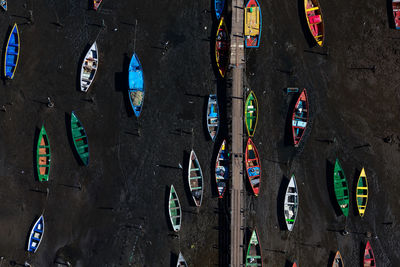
[[27, 215, 44, 253], [207, 94, 219, 141], [36, 125, 51, 182], [304, 0, 324, 46], [215, 17, 229, 78], [168, 185, 182, 232], [245, 91, 258, 137], [4, 23, 20, 79], [292, 89, 309, 147], [244, 0, 262, 48], [128, 53, 145, 118], [215, 140, 229, 198], [71, 111, 89, 166], [293, 261, 298, 267], [363, 241, 376, 267], [393, 0, 400, 29], [176, 252, 188, 267], [284, 175, 299, 231], [356, 168, 368, 217], [1, 0, 7, 11], [80, 41, 98, 92], [93, 0, 102, 10], [245, 138, 261, 196], [332, 251, 343, 267], [245, 229, 262, 266], [188, 150, 203, 207], [333, 159, 349, 217], [214, 0, 225, 20]]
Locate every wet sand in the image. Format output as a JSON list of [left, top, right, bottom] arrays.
[[0, 0, 399, 266]]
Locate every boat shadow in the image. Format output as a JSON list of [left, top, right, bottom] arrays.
[[218, 197, 230, 266], [32, 126, 40, 182], [64, 112, 84, 166], [387, 0, 396, 29], [352, 168, 360, 217], [359, 241, 365, 267], [114, 53, 134, 117], [326, 251, 335, 267], [276, 176, 289, 231], [326, 159, 343, 217], [285, 259, 294, 267], [284, 90, 298, 147], [170, 252, 178, 267], [297, 0, 318, 48], [181, 150, 195, 207]]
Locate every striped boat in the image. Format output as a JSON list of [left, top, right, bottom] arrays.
[[356, 168, 368, 217], [27, 215, 44, 253], [80, 41, 98, 92], [128, 53, 145, 117], [245, 91, 258, 137], [333, 159, 349, 217], [168, 185, 182, 232], [214, 0, 225, 20], [304, 0, 324, 46], [244, 0, 262, 48], [71, 111, 89, 166], [36, 125, 51, 182], [215, 17, 229, 78], [188, 150, 203, 207], [93, 0, 102, 10], [207, 94, 219, 141], [4, 23, 20, 79], [215, 140, 229, 198], [284, 175, 299, 231], [245, 228, 262, 266], [245, 138, 261, 196]]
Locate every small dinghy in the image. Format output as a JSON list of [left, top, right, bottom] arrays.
[[188, 150, 204, 207], [356, 168, 368, 217], [93, 0, 102, 10], [128, 53, 145, 117], [0, 0, 7, 11], [27, 215, 44, 253], [332, 251, 343, 267], [214, 0, 225, 20], [245, 90, 258, 137], [36, 125, 51, 182], [245, 228, 262, 266], [80, 41, 98, 92], [393, 0, 400, 29], [176, 252, 188, 267], [207, 94, 219, 141], [168, 185, 182, 232], [363, 241, 376, 267], [245, 138, 261, 196], [215, 140, 229, 198], [244, 0, 262, 48], [4, 23, 20, 79], [333, 159, 349, 217], [304, 0, 324, 46], [215, 17, 229, 78], [292, 89, 309, 146], [284, 175, 299, 231], [71, 111, 89, 166]]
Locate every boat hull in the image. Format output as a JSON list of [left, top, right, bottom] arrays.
[[356, 168, 368, 217], [245, 91, 258, 137], [332, 251, 343, 267], [245, 138, 261, 196], [364, 241, 376, 267], [71, 111, 89, 166], [93, 0, 102, 10], [80, 42, 98, 92], [188, 150, 204, 207], [304, 0, 324, 46], [4, 23, 20, 79], [128, 53, 145, 118], [168, 185, 182, 232], [284, 175, 299, 231], [214, 0, 225, 20], [215, 140, 229, 198], [215, 17, 229, 78], [292, 89, 309, 146], [393, 0, 400, 29], [333, 159, 349, 217], [36, 125, 51, 182], [207, 94, 220, 141], [244, 0, 262, 48], [246, 228, 262, 266]]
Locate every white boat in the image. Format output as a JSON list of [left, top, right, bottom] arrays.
[[188, 150, 203, 207], [176, 252, 188, 267], [168, 184, 182, 232], [27, 215, 44, 253], [80, 41, 98, 92], [284, 175, 299, 231], [207, 94, 219, 142]]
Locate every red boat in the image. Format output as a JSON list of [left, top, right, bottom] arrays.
[[93, 0, 102, 10], [363, 241, 376, 267], [292, 261, 298, 267], [215, 17, 230, 78], [291, 89, 309, 146], [245, 138, 261, 196], [393, 0, 400, 29]]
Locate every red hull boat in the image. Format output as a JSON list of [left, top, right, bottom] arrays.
[[245, 138, 261, 196], [93, 0, 102, 10], [363, 241, 376, 267], [291, 89, 309, 146], [393, 0, 400, 29]]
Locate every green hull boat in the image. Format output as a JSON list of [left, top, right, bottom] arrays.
[[245, 90, 258, 137], [36, 125, 51, 182], [71, 111, 89, 166], [246, 228, 262, 266], [333, 158, 349, 217], [168, 184, 181, 232]]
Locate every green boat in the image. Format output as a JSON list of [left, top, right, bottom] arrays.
[[246, 228, 262, 266], [36, 125, 51, 182], [245, 90, 258, 137], [168, 184, 181, 232], [71, 111, 89, 166], [333, 158, 349, 217]]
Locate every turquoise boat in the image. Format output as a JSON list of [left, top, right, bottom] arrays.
[[128, 53, 144, 118], [215, 0, 225, 20], [4, 23, 20, 79], [71, 111, 89, 166]]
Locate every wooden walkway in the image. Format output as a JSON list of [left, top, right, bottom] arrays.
[[229, 0, 245, 266]]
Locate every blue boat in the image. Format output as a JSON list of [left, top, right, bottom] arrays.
[[128, 53, 144, 118], [4, 23, 20, 79], [1, 0, 7, 11], [27, 215, 44, 253], [215, 0, 225, 20]]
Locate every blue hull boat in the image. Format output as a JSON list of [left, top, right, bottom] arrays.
[[215, 0, 225, 20], [128, 53, 144, 118], [4, 23, 20, 79], [1, 0, 7, 11], [27, 215, 44, 253]]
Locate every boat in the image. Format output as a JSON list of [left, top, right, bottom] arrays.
[[215, 140, 229, 198], [4, 23, 20, 79], [188, 150, 203, 207], [244, 0, 262, 48], [356, 168, 368, 217], [363, 241, 376, 267], [214, 0, 225, 20], [284, 175, 299, 231], [80, 41, 98, 92], [292, 89, 309, 147], [93, 0, 102, 10], [245, 138, 261, 196], [393, 0, 400, 29], [128, 53, 145, 118], [71, 111, 89, 166], [27, 215, 44, 253], [332, 251, 343, 267], [207, 94, 219, 141], [215, 17, 229, 78], [1, 0, 7, 11], [293, 261, 298, 267], [304, 0, 325, 46], [245, 229, 262, 266], [245, 91, 258, 137], [176, 252, 188, 267], [36, 125, 51, 182], [333, 159, 349, 217], [168, 185, 182, 232]]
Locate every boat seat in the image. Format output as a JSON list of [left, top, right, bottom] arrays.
[[306, 6, 319, 12], [190, 176, 202, 180], [171, 215, 181, 219], [191, 168, 199, 171], [74, 135, 87, 140], [79, 152, 89, 158], [7, 51, 18, 56], [170, 207, 180, 210], [191, 186, 202, 190]]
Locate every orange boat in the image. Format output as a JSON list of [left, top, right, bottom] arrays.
[[304, 0, 324, 46], [93, 0, 102, 10], [245, 138, 261, 196], [363, 241, 376, 267]]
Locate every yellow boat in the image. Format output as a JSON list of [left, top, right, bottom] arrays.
[[356, 168, 368, 217], [215, 17, 229, 78], [304, 0, 324, 47]]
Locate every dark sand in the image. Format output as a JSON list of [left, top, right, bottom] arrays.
[[0, 0, 399, 266]]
